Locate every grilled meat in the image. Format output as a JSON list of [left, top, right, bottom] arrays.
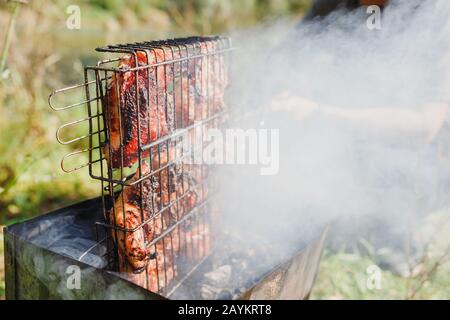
[[112, 160, 211, 291], [103, 50, 171, 168], [120, 218, 211, 293], [103, 39, 228, 168], [109, 161, 156, 270], [107, 37, 227, 293]]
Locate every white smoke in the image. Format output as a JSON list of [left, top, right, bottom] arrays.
[[217, 0, 450, 267]]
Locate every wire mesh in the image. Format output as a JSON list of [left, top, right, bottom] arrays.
[[50, 36, 232, 296]]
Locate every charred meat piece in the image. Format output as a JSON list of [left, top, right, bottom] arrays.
[[108, 37, 227, 293], [103, 39, 228, 169], [120, 219, 211, 293], [103, 50, 172, 168], [110, 161, 157, 270], [112, 161, 212, 292]]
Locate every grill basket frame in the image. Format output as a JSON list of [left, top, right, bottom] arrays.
[[49, 36, 233, 296]]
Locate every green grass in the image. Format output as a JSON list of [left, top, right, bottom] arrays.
[[311, 250, 450, 300]]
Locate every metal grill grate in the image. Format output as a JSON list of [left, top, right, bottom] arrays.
[[49, 36, 232, 296]]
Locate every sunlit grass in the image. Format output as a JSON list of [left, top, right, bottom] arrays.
[[312, 250, 450, 300]]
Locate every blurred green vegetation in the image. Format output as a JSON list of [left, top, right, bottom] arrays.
[[312, 210, 450, 299], [312, 249, 450, 299]]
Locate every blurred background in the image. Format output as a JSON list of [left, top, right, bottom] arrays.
[[0, 0, 448, 300]]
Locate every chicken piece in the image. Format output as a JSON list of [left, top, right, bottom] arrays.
[[107, 38, 229, 294], [103, 50, 173, 168], [110, 161, 156, 270], [112, 159, 212, 292], [147, 241, 177, 292], [103, 38, 229, 169], [119, 239, 177, 293], [183, 220, 211, 260], [111, 161, 203, 269]]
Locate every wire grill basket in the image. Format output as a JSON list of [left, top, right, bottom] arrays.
[[49, 36, 232, 296]]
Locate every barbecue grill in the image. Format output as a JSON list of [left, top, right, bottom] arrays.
[[4, 36, 329, 300]]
